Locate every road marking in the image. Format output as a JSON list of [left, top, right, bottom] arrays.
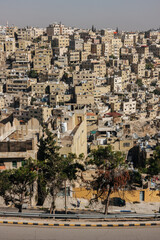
[[0, 221, 160, 228], [134, 223, 141, 226], [145, 223, 151, 226]]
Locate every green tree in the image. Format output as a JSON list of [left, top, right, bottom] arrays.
[[32, 36, 41, 43], [128, 170, 142, 188], [27, 70, 38, 79], [146, 63, 154, 70], [30, 97, 36, 105], [86, 146, 130, 214], [153, 88, 160, 96], [0, 160, 37, 212], [109, 54, 117, 59], [37, 128, 84, 213], [147, 146, 160, 177], [136, 79, 143, 87], [150, 81, 157, 87]]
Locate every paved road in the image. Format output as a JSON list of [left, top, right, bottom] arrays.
[[0, 225, 160, 240]]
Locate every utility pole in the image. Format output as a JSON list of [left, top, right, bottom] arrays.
[[65, 180, 67, 214]]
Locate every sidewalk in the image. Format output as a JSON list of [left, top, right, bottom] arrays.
[[49, 197, 160, 214]]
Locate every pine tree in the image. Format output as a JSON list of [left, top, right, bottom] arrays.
[[37, 127, 84, 213]]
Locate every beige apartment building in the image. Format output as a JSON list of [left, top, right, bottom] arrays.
[[83, 41, 91, 53], [32, 82, 47, 97], [127, 53, 139, 64], [123, 38, 134, 47], [35, 47, 52, 57], [0, 95, 5, 109], [29, 106, 52, 124], [101, 29, 114, 42], [48, 81, 68, 94], [19, 93, 32, 109], [74, 81, 95, 105], [68, 50, 80, 64], [5, 37, 16, 56], [69, 39, 84, 51], [75, 81, 94, 95], [32, 81, 68, 97], [121, 69, 131, 89], [110, 76, 122, 92], [80, 51, 89, 62], [111, 139, 134, 155], [91, 61, 106, 78], [49, 93, 71, 107], [111, 102, 121, 112], [76, 94, 94, 106], [149, 44, 160, 57], [33, 54, 51, 72], [15, 49, 32, 62], [52, 35, 69, 48], [0, 51, 6, 66], [16, 27, 43, 41], [0, 41, 5, 52], [93, 85, 110, 99], [110, 38, 122, 58], [0, 117, 42, 170], [47, 23, 73, 36], [33, 48, 52, 72], [17, 28, 34, 41], [0, 84, 3, 93], [6, 26, 17, 38], [102, 42, 110, 57], [132, 62, 145, 78], [136, 45, 150, 58], [102, 94, 119, 104], [72, 70, 97, 85], [6, 78, 36, 93], [123, 99, 136, 115], [54, 55, 68, 67], [58, 107, 87, 157], [91, 43, 102, 56], [17, 39, 31, 50]]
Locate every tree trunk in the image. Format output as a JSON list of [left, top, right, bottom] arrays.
[[64, 180, 67, 214], [50, 190, 56, 214], [18, 205, 22, 213], [104, 187, 111, 215], [50, 201, 55, 214]]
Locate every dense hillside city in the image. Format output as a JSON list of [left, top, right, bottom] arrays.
[[0, 22, 160, 210]]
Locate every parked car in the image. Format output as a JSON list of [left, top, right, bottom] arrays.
[[109, 197, 126, 207]]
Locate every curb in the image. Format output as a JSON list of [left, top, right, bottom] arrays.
[[0, 220, 160, 228], [61, 208, 98, 212], [29, 207, 99, 212]]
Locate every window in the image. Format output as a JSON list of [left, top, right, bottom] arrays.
[[57, 187, 70, 197], [123, 143, 130, 147], [12, 161, 17, 168], [21, 160, 26, 167]]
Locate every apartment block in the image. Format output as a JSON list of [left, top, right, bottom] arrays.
[[6, 78, 36, 93], [123, 99, 136, 115]]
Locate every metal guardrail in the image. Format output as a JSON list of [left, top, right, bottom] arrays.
[[0, 212, 160, 219]]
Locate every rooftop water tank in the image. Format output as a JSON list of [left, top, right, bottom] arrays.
[[61, 122, 67, 133]]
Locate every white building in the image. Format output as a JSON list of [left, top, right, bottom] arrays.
[[123, 99, 136, 115]]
